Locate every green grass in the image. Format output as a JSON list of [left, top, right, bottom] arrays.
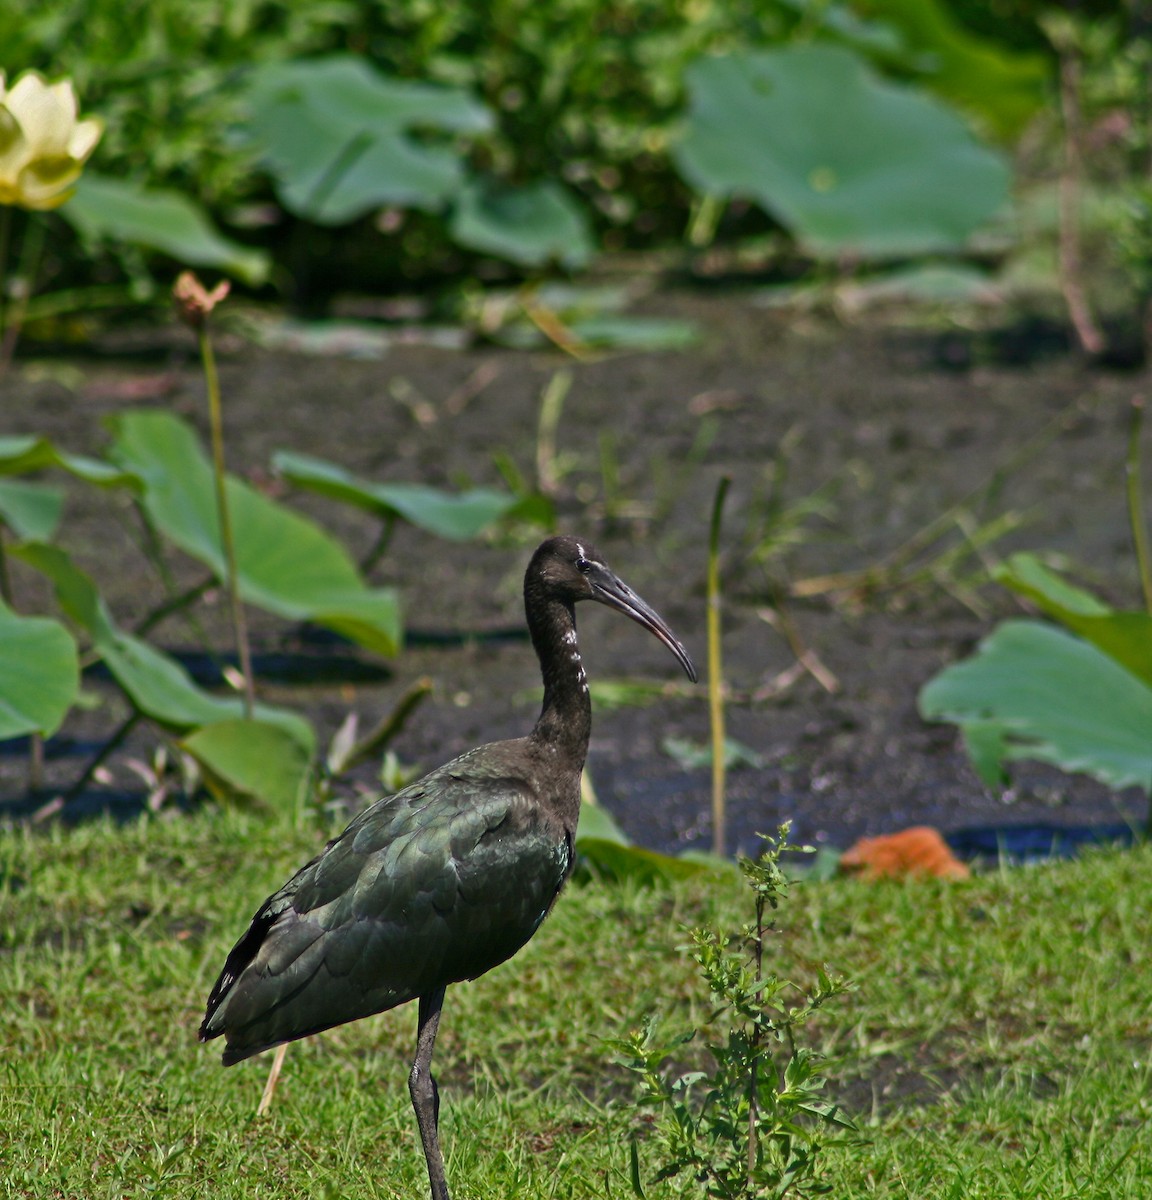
[[2, 809, 1151, 1198]]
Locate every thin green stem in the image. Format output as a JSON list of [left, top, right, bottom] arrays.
[[132, 575, 216, 640], [0, 205, 12, 344], [127, 502, 216, 649], [708, 475, 731, 858], [686, 193, 724, 248], [748, 888, 765, 1185], [0, 211, 45, 375], [1056, 43, 1105, 356], [200, 325, 255, 718], [0, 526, 11, 609], [62, 713, 142, 806], [536, 369, 572, 496], [358, 513, 397, 575], [1127, 396, 1152, 615], [335, 676, 433, 775], [1129, 361, 1152, 834]]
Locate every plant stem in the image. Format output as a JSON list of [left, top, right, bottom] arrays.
[[686, 193, 724, 248], [748, 887, 765, 1186], [61, 712, 143, 807], [0, 205, 12, 353], [0, 211, 45, 376], [132, 575, 216, 639], [1056, 42, 1105, 356], [707, 475, 730, 857], [1127, 395, 1152, 614], [521, 294, 593, 360], [358, 513, 397, 575], [536, 369, 573, 496], [0, 526, 12, 609], [338, 676, 433, 773], [199, 325, 255, 718]]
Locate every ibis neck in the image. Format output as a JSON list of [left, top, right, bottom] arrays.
[[527, 594, 592, 763]]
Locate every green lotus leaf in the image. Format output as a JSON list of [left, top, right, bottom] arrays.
[[273, 450, 526, 541], [0, 599, 79, 739], [675, 44, 1010, 257], [920, 619, 1152, 793], [451, 179, 594, 269], [63, 173, 269, 286], [107, 411, 401, 656], [245, 55, 491, 225], [183, 719, 314, 809]]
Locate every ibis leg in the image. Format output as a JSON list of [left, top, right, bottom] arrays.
[[410, 986, 450, 1200]]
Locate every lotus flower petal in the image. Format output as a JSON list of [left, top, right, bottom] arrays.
[[0, 70, 102, 210], [16, 156, 85, 209], [68, 117, 103, 162]]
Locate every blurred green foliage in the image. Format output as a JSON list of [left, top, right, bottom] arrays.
[[1051, 5, 1152, 336], [675, 43, 1013, 257], [853, 0, 1049, 139], [6, 0, 790, 246], [8, 0, 1054, 296], [0, 412, 542, 808], [920, 554, 1152, 800]]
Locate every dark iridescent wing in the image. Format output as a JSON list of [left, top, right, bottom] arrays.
[[201, 756, 572, 1063]]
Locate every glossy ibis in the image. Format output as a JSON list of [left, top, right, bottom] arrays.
[[200, 535, 696, 1199]]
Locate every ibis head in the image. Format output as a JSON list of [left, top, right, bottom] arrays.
[[527, 536, 697, 684]]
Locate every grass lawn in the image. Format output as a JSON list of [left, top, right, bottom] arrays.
[[2, 807, 1150, 1198]]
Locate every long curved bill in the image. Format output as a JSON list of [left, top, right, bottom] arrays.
[[588, 566, 698, 683]]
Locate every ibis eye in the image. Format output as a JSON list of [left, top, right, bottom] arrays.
[[576, 557, 592, 574]]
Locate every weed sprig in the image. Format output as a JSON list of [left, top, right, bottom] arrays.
[[614, 824, 855, 1198]]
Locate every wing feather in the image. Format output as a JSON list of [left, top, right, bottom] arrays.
[[201, 758, 571, 1063]]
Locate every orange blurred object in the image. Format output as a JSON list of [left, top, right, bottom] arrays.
[[839, 826, 970, 881]]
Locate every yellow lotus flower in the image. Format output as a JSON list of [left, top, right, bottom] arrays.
[[0, 71, 103, 211]]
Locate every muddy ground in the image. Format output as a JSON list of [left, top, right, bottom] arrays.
[[3, 286, 1149, 856]]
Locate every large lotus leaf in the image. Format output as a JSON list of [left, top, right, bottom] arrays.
[[919, 619, 1152, 793], [0, 480, 64, 541], [249, 57, 492, 136], [12, 542, 314, 750], [63, 174, 269, 286], [674, 44, 1011, 257], [106, 412, 401, 657], [851, 0, 1049, 140], [273, 450, 526, 541], [450, 179, 594, 269], [245, 56, 491, 225], [182, 719, 313, 809], [255, 107, 463, 224], [0, 599, 79, 739], [0, 433, 139, 490], [995, 553, 1152, 688]]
